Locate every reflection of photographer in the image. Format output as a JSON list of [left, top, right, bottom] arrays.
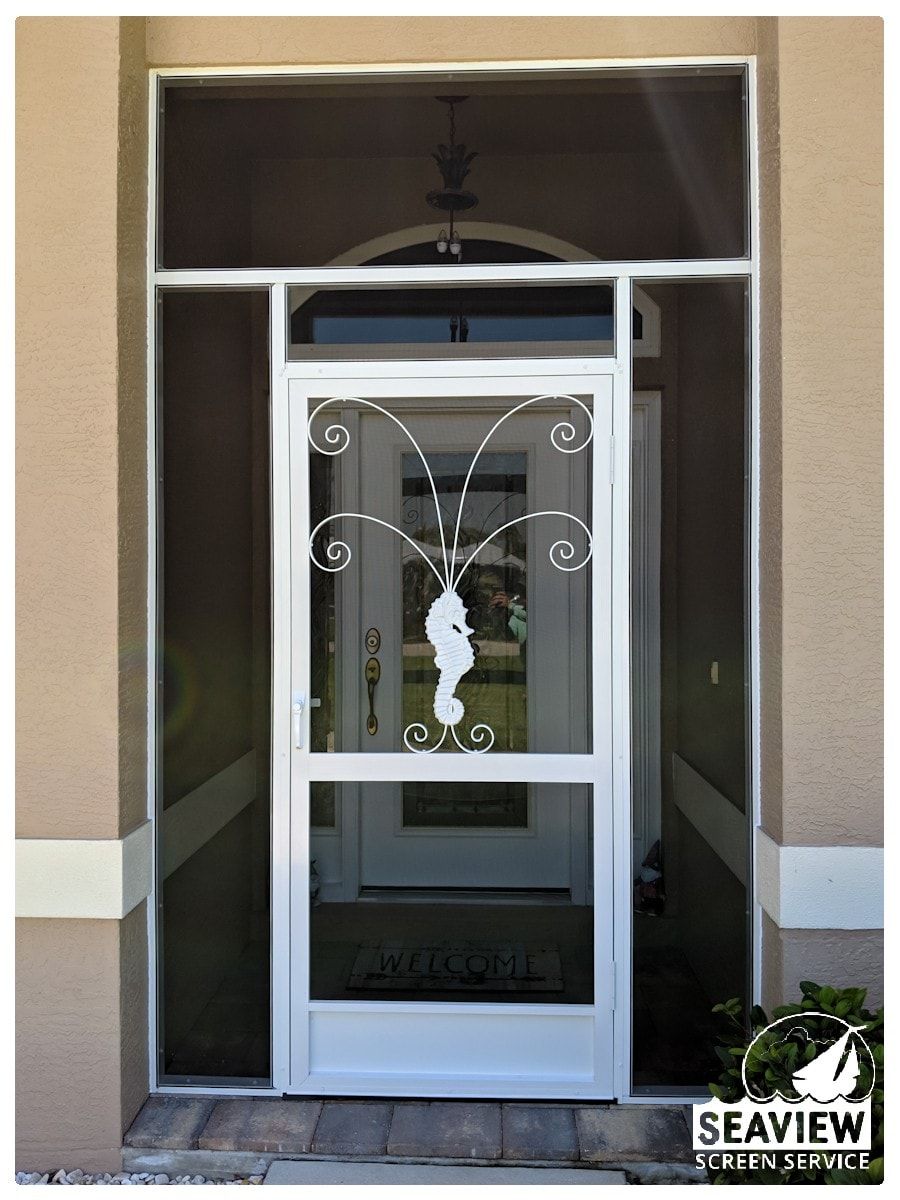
[[490, 591, 527, 645]]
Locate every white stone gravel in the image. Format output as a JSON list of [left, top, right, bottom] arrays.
[[15, 1171, 264, 1185]]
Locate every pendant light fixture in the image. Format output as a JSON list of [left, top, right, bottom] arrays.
[[427, 95, 478, 261]]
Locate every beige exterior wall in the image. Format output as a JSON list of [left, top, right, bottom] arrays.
[[15, 14, 882, 1169], [771, 18, 883, 848], [145, 16, 758, 66], [761, 913, 883, 1014], [16, 905, 148, 1173], [16, 15, 149, 1172]]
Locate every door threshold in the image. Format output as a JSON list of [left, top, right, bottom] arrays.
[[357, 887, 573, 906]]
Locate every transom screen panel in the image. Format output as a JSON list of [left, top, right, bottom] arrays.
[[307, 393, 594, 756], [158, 68, 749, 268]]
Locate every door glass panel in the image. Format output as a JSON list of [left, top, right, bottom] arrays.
[[287, 284, 615, 359], [308, 393, 593, 754], [310, 783, 594, 1004]]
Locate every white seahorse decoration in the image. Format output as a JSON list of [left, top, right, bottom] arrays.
[[308, 394, 594, 754], [426, 591, 474, 727]]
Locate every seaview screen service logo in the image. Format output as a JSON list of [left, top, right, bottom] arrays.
[[692, 1012, 874, 1174]]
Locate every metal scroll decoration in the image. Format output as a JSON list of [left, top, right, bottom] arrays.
[[308, 395, 593, 754]]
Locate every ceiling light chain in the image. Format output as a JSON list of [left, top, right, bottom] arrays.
[[427, 95, 478, 261]]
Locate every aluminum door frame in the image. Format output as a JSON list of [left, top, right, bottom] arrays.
[[273, 343, 629, 1098]]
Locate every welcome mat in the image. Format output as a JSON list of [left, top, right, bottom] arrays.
[[348, 943, 563, 992]]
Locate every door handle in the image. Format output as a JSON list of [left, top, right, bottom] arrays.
[[292, 693, 306, 749], [365, 657, 381, 736]]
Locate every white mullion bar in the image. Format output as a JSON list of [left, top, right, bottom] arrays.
[[270, 284, 292, 1093], [153, 56, 754, 82], [145, 66, 160, 1090], [309, 1001, 594, 1015], [152, 260, 751, 289], [286, 358, 616, 382], [746, 55, 763, 1007], [287, 378, 313, 1089], [589, 370, 615, 1092], [306, 753, 598, 784], [611, 276, 635, 1101]]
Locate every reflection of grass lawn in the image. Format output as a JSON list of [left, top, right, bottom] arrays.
[[403, 655, 527, 751]]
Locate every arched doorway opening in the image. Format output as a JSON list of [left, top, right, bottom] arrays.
[[287, 224, 659, 358]]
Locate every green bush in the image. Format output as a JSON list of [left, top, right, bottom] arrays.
[[708, 983, 883, 1185]]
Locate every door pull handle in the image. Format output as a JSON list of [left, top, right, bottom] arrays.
[[365, 657, 381, 736], [292, 693, 306, 749]]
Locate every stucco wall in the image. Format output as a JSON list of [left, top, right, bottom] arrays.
[[755, 17, 784, 846], [761, 912, 883, 1013], [16, 15, 149, 1172], [774, 18, 883, 848], [754, 16, 883, 1009], [17, 14, 147, 842], [16, 906, 148, 1174], [146, 16, 757, 66], [17, 16, 126, 841]]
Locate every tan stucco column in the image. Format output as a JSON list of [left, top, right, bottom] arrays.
[[757, 16, 883, 1010], [16, 16, 149, 1172]]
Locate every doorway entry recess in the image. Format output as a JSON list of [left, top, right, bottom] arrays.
[[149, 58, 760, 1105], [273, 332, 630, 1098]]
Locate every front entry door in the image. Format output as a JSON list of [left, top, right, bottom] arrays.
[[357, 404, 588, 898], [286, 362, 618, 1098]]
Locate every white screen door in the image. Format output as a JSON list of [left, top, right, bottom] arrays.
[[283, 362, 617, 1098]]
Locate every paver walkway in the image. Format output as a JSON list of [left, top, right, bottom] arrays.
[[125, 1096, 699, 1182]]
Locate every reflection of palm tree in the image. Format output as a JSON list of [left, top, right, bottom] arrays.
[[402, 495, 457, 532], [473, 492, 520, 543]]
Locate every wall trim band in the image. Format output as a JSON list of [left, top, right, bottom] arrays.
[[16, 752, 259, 919], [756, 829, 883, 931], [16, 821, 153, 920], [15, 812, 883, 930]]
